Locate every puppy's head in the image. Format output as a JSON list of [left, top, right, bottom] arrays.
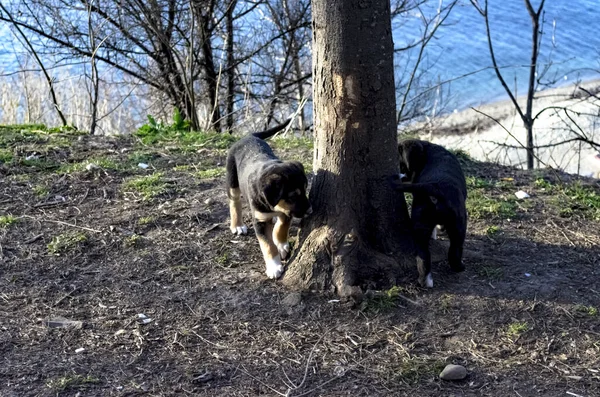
[[261, 161, 311, 218], [398, 140, 426, 181]]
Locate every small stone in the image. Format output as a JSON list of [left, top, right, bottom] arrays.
[[439, 364, 467, 381], [281, 292, 302, 307], [204, 198, 214, 205]]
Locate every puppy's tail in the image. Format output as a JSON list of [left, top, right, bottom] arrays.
[[252, 119, 291, 140]]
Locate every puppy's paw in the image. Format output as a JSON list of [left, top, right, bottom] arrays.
[[425, 273, 434, 288], [265, 256, 284, 279], [275, 241, 290, 260], [230, 225, 248, 235], [418, 273, 434, 288]]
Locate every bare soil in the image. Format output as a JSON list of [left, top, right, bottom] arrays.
[[1, 127, 599, 396]]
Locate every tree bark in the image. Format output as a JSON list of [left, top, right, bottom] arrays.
[[282, 0, 414, 297]]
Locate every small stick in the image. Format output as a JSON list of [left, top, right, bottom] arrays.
[[24, 234, 43, 244]]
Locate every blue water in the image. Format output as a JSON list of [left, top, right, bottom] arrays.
[[393, 0, 599, 110], [1, 0, 597, 111]]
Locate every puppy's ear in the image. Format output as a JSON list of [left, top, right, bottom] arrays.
[[262, 173, 284, 207], [406, 141, 425, 174], [289, 161, 305, 173]]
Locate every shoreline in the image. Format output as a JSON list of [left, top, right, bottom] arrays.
[[414, 79, 600, 177]]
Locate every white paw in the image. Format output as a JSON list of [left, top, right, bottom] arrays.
[[276, 241, 290, 260], [265, 256, 284, 279], [230, 225, 248, 235], [425, 273, 434, 288], [431, 227, 438, 240]]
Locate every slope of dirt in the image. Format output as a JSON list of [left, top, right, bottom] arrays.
[[0, 126, 599, 396]]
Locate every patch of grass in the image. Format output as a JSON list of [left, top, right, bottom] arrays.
[[0, 215, 18, 228], [362, 286, 409, 312], [58, 157, 122, 174], [506, 321, 529, 337], [538, 179, 600, 220], [271, 135, 314, 150], [439, 294, 455, 312], [0, 148, 13, 163], [466, 176, 493, 189], [33, 185, 49, 197], [173, 164, 192, 172], [574, 305, 598, 317], [127, 151, 160, 166], [47, 232, 88, 255], [393, 358, 446, 385], [485, 225, 501, 237], [124, 234, 143, 248], [216, 252, 229, 265], [477, 265, 504, 281], [46, 374, 99, 392], [20, 157, 59, 171], [138, 216, 154, 225], [197, 167, 226, 179], [135, 110, 236, 150], [123, 172, 169, 200], [467, 190, 517, 220]]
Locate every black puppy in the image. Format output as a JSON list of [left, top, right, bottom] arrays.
[[392, 139, 467, 288], [226, 120, 311, 279]]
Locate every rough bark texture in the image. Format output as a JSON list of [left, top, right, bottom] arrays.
[[283, 0, 414, 297]]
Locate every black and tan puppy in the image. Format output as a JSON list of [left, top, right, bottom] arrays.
[[226, 120, 311, 279], [392, 139, 467, 288]]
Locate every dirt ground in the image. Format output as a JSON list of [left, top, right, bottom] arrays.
[[1, 126, 599, 396]]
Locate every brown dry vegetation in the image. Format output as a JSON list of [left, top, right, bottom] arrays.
[[0, 125, 599, 396]]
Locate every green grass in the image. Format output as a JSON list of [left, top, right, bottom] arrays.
[[271, 135, 313, 150], [477, 265, 504, 281], [535, 179, 600, 220], [485, 225, 501, 237], [123, 172, 169, 200], [123, 234, 144, 247], [197, 167, 226, 179], [0, 148, 13, 163], [392, 358, 447, 385], [47, 232, 88, 255], [362, 286, 411, 312], [467, 190, 517, 220], [20, 157, 59, 170], [0, 215, 18, 228], [506, 321, 529, 337], [33, 185, 49, 197], [138, 216, 154, 225], [574, 305, 598, 317], [58, 157, 122, 173], [46, 374, 99, 392]]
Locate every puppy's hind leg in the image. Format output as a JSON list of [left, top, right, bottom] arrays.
[[414, 225, 436, 288], [446, 219, 466, 273], [255, 220, 284, 279], [226, 156, 247, 235]]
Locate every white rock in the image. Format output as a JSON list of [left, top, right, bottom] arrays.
[[75, 347, 85, 354], [138, 162, 149, 169], [86, 163, 99, 171], [515, 190, 530, 199], [439, 364, 467, 381], [204, 198, 214, 205]]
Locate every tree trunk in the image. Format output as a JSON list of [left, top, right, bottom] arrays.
[[524, 0, 543, 170], [282, 0, 414, 297]]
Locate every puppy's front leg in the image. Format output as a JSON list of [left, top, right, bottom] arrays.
[[255, 220, 283, 279], [228, 188, 247, 235], [273, 215, 291, 260]]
